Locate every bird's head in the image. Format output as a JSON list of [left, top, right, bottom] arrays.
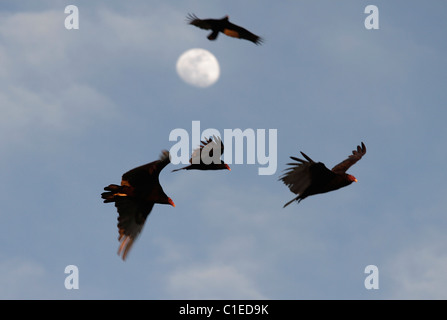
[[347, 174, 358, 183]]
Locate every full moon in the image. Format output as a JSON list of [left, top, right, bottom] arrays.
[[176, 48, 220, 88]]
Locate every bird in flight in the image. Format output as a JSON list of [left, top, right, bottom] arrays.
[[172, 135, 231, 172], [101, 150, 175, 260], [186, 13, 263, 45], [279, 142, 366, 207]]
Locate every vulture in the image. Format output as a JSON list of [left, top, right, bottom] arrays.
[[172, 135, 231, 172], [101, 150, 175, 260], [186, 13, 263, 45], [279, 142, 366, 207]]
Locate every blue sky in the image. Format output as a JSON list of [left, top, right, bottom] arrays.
[[1, 0, 446, 299]]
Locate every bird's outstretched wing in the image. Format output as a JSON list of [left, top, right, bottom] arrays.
[[280, 152, 333, 195], [115, 198, 154, 260], [331, 142, 366, 174], [189, 135, 224, 164], [279, 152, 315, 197], [223, 21, 263, 45], [186, 13, 215, 30], [121, 150, 171, 187]]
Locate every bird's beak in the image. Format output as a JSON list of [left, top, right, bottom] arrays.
[[226, 164, 231, 171], [168, 198, 175, 207], [354, 178, 358, 182]]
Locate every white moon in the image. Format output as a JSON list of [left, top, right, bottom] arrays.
[[176, 48, 220, 88]]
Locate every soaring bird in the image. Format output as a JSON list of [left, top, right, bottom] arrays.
[[279, 142, 366, 207], [186, 13, 263, 45], [172, 135, 230, 172], [101, 150, 175, 260]]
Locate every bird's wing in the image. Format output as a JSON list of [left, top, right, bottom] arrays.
[[331, 142, 366, 174], [223, 21, 263, 44], [115, 198, 154, 260], [202, 135, 224, 157], [190, 136, 224, 164], [186, 13, 216, 30], [121, 150, 171, 186], [279, 152, 333, 196], [279, 158, 313, 196]]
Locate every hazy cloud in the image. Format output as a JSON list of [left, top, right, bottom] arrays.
[[167, 264, 267, 299]]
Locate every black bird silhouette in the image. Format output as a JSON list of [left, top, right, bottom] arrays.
[[186, 13, 263, 45], [172, 136, 230, 172], [279, 142, 366, 207], [101, 150, 175, 260]]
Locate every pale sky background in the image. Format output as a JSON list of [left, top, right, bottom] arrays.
[[1, 0, 446, 299]]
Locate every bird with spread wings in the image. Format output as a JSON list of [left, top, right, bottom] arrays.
[[101, 150, 175, 260], [186, 13, 263, 45], [172, 135, 230, 172], [279, 142, 367, 207]]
